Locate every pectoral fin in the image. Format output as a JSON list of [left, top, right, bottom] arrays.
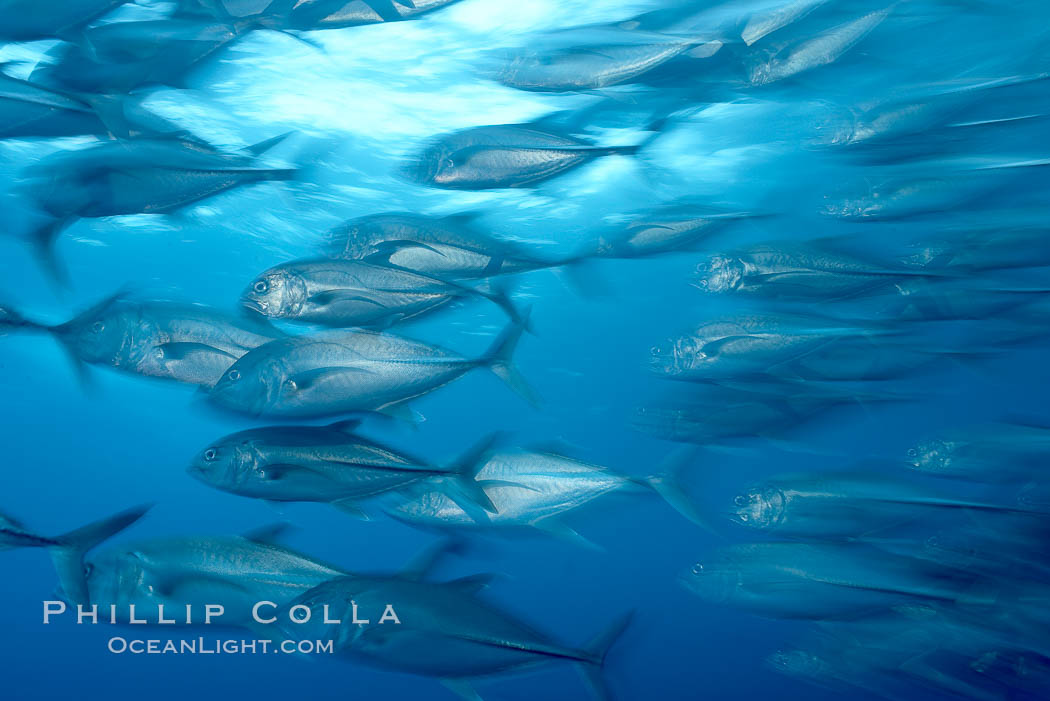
[[156, 342, 235, 361]]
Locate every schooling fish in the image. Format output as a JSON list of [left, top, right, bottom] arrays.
[[80, 526, 349, 623], [748, 7, 890, 86], [0, 294, 283, 387], [323, 212, 564, 279], [727, 471, 1039, 539], [694, 240, 946, 301], [188, 423, 504, 522], [908, 422, 1050, 483], [0, 0, 125, 42], [406, 121, 660, 190], [208, 318, 533, 418], [681, 542, 981, 619], [1, 505, 151, 607], [18, 135, 295, 278], [240, 258, 524, 328], [385, 447, 706, 542], [597, 205, 758, 259], [494, 28, 721, 93], [282, 574, 632, 701], [741, 0, 832, 46], [0, 71, 108, 139]]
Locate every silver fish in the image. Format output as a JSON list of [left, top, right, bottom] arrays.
[[208, 319, 533, 417], [189, 422, 502, 521], [241, 258, 522, 328]]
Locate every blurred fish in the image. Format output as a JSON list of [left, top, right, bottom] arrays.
[[741, 0, 832, 46], [0, 294, 283, 387], [694, 239, 947, 301], [908, 422, 1050, 483], [17, 135, 295, 278], [1, 505, 151, 607], [0, 71, 108, 139], [280, 0, 463, 30], [406, 121, 661, 189], [748, 7, 891, 86], [727, 471, 1038, 538], [597, 205, 758, 258], [80, 525, 348, 621], [188, 422, 503, 521], [682, 542, 981, 619], [386, 446, 705, 542], [284, 573, 632, 700], [323, 212, 567, 279], [208, 318, 533, 417], [31, 18, 259, 94], [240, 258, 525, 328], [493, 27, 722, 93], [0, 0, 125, 42], [648, 314, 921, 383]]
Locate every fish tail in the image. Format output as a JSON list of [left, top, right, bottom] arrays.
[[28, 219, 72, 288], [476, 278, 534, 334], [645, 448, 720, 534], [481, 310, 540, 407], [577, 612, 634, 701], [442, 432, 505, 519], [50, 504, 152, 606]]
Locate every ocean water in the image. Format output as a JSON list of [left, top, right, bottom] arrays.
[[1, 1, 1049, 699]]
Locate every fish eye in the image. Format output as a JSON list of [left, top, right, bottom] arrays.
[[203, 448, 218, 462], [83, 563, 94, 577], [284, 379, 298, 392], [442, 157, 455, 170], [691, 563, 704, 575], [253, 280, 269, 294], [91, 321, 105, 333], [227, 369, 241, 382], [906, 448, 917, 457]]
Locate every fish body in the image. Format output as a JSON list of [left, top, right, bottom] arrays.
[[497, 34, 712, 92], [909, 423, 1050, 483], [741, 0, 831, 46], [695, 241, 938, 300], [0, 72, 106, 139], [23, 139, 295, 222], [0, 0, 124, 42], [683, 542, 974, 619], [324, 213, 555, 279], [208, 320, 528, 417], [241, 258, 514, 327], [83, 534, 345, 624], [407, 124, 644, 190], [599, 207, 754, 258], [189, 423, 500, 520], [387, 449, 636, 530], [283, 0, 461, 29], [749, 9, 890, 86]]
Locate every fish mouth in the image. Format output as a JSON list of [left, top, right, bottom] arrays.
[[240, 297, 268, 315]]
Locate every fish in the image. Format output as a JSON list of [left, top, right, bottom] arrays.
[[741, 0, 832, 46], [17, 135, 295, 278], [694, 240, 947, 301], [0, 0, 125, 42], [748, 8, 891, 86], [1, 505, 151, 607], [31, 18, 257, 94], [207, 317, 533, 417], [323, 212, 568, 279], [188, 422, 504, 522], [727, 472, 1039, 539], [0, 293, 283, 387], [385, 446, 705, 541], [0, 71, 108, 139], [596, 206, 758, 259], [280, 0, 462, 30], [406, 122, 659, 190], [240, 258, 525, 328], [80, 526, 349, 623], [494, 29, 721, 92], [908, 422, 1050, 483], [282, 573, 632, 700], [681, 542, 981, 619]]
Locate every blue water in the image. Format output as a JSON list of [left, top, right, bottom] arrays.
[[1, 1, 1049, 699]]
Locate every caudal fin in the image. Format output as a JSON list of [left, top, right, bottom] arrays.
[[645, 448, 720, 534], [475, 279, 534, 334], [442, 432, 504, 518], [578, 612, 634, 701], [481, 312, 540, 407], [28, 219, 72, 288], [50, 504, 152, 605]]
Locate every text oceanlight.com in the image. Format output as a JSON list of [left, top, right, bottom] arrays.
[[106, 638, 334, 655]]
